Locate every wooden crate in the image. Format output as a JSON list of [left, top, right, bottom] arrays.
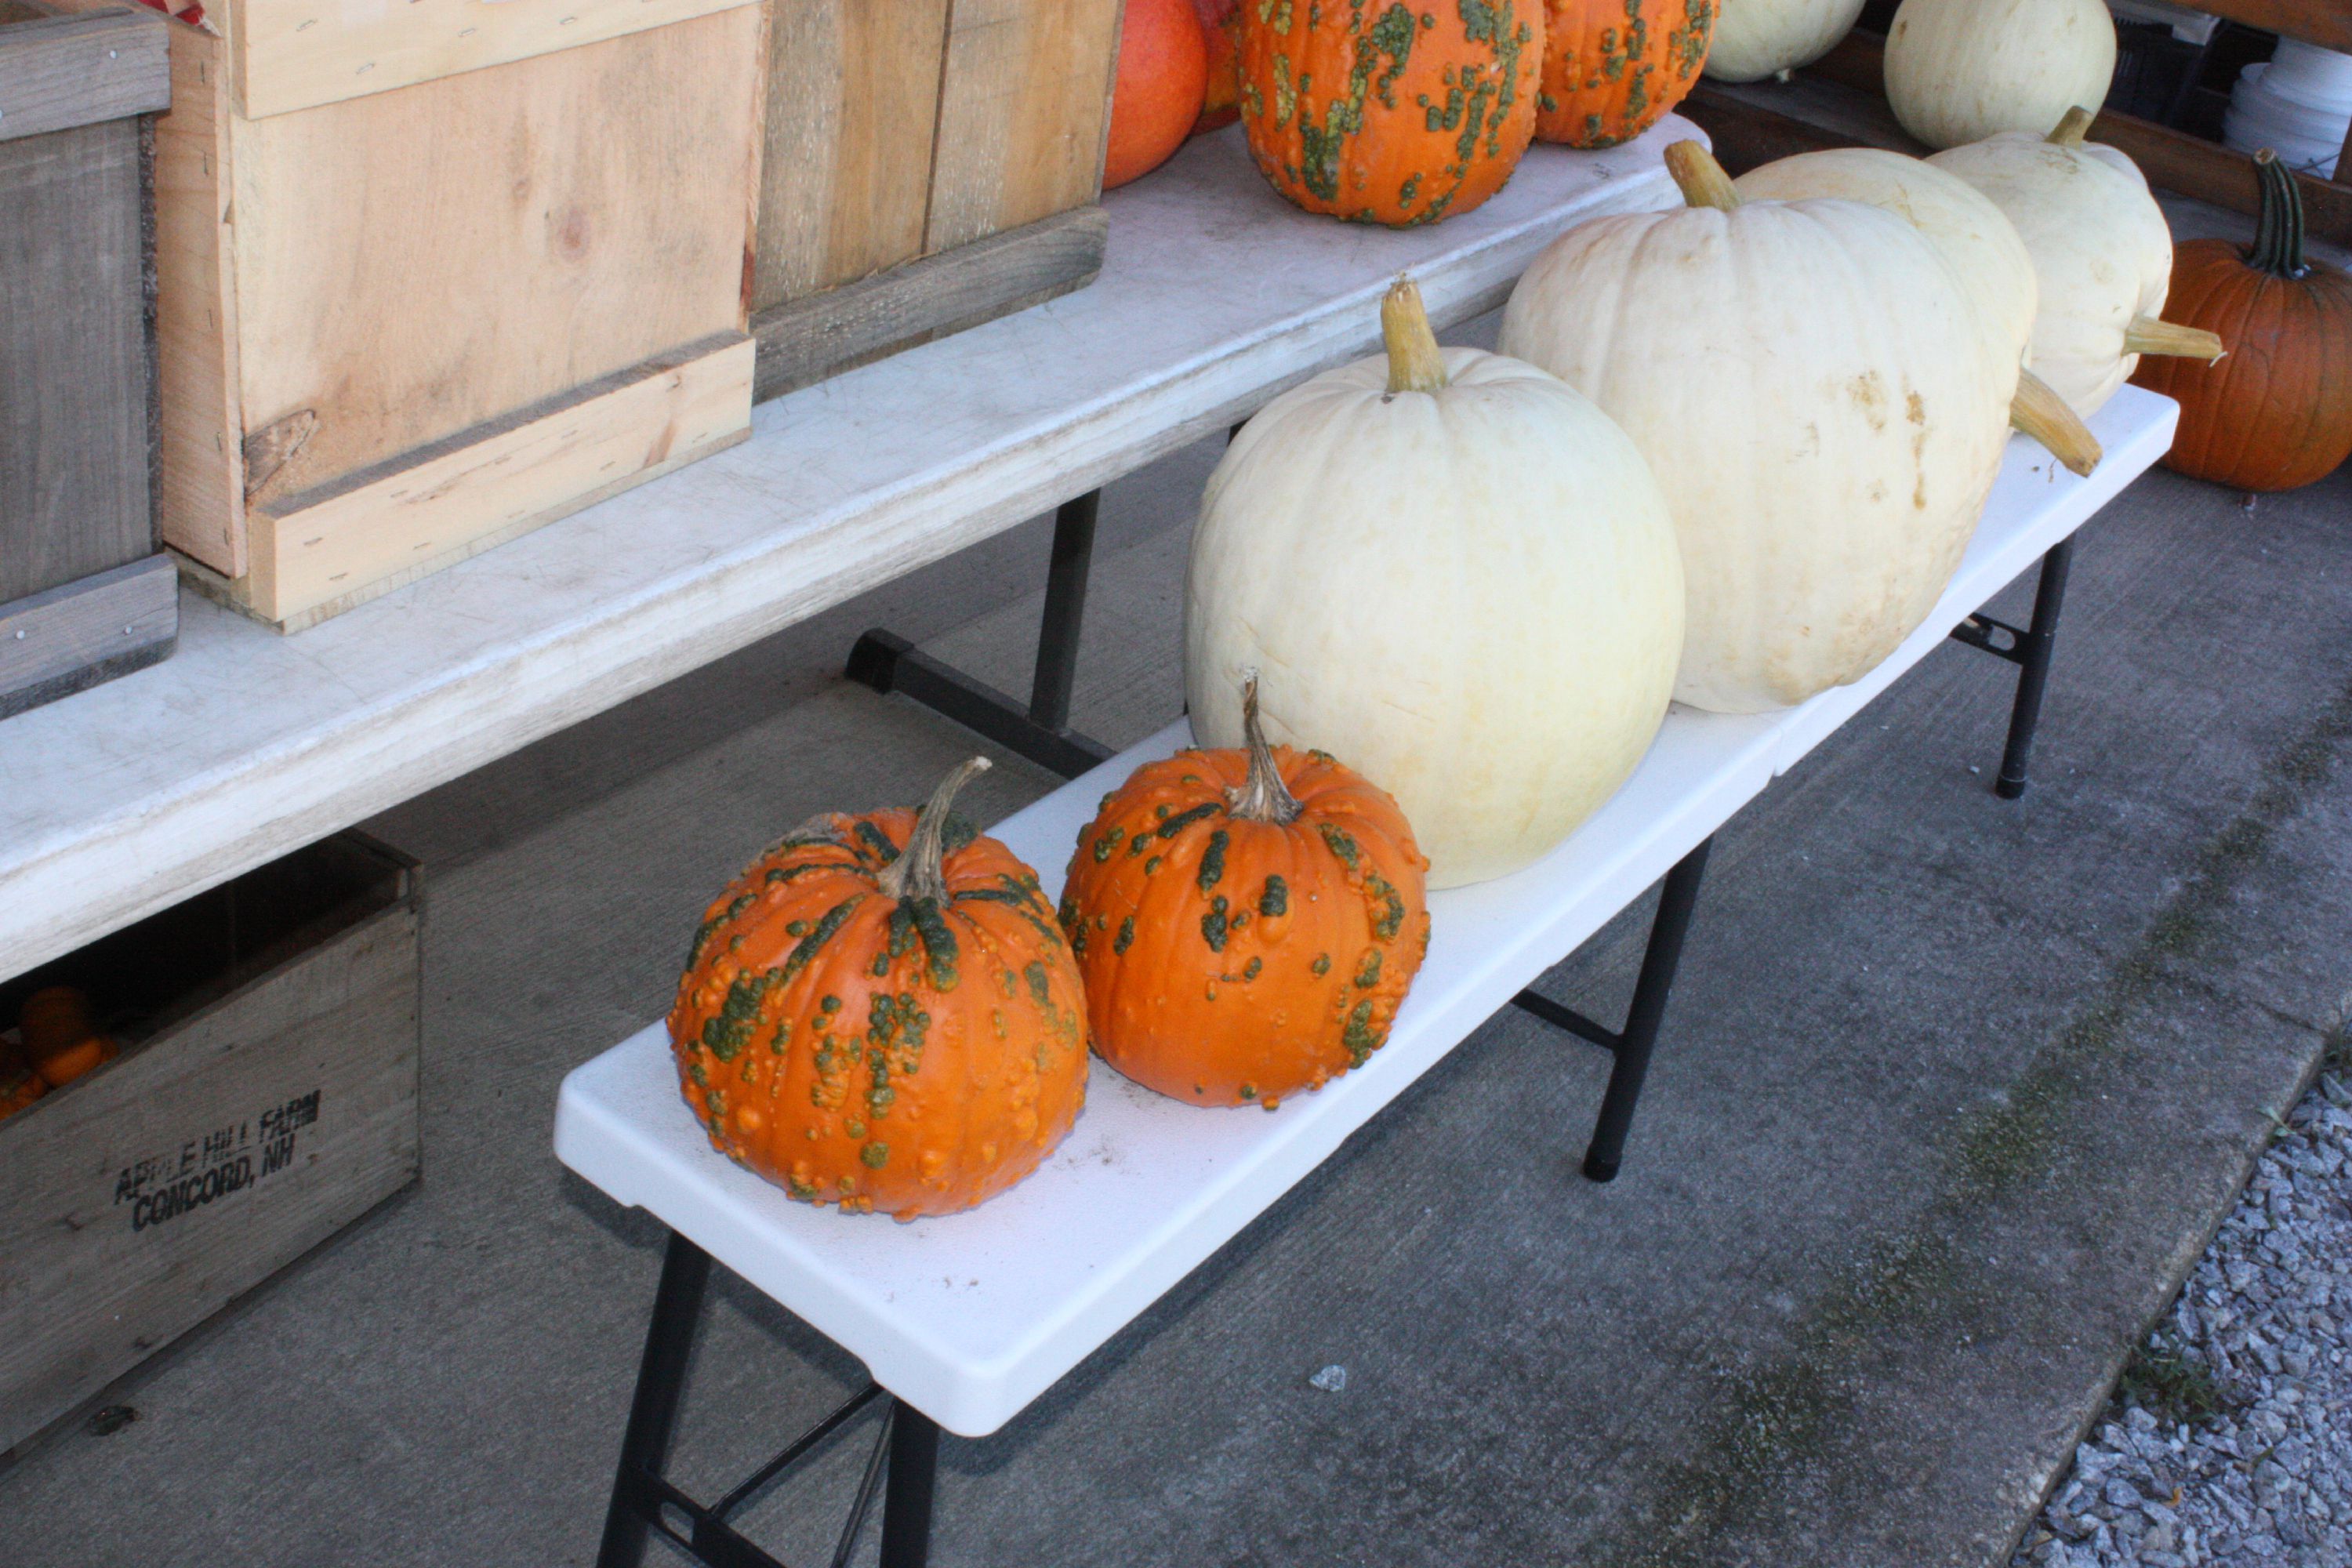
[[0, 0, 176, 717], [750, 0, 1123, 400], [1687, 16, 2352, 246], [0, 833, 419, 1457], [53, 0, 771, 631]]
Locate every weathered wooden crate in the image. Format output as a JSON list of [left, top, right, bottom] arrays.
[[0, 833, 419, 1457], [750, 0, 1123, 400], [52, 0, 771, 631], [0, 0, 176, 717]]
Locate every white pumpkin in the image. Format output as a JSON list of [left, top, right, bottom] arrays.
[[1886, 0, 2117, 151], [1185, 280, 1685, 889], [1733, 147, 2102, 474], [1931, 116, 2220, 416], [1499, 142, 2011, 715], [1705, 0, 1868, 84]]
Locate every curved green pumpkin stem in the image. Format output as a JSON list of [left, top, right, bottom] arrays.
[[2047, 107, 2096, 147], [1227, 670, 1303, 826], [2248, 150, 2310, 281], [878, 756, 989, 903]]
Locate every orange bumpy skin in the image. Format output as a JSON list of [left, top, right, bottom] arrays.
[[1239, 0, 1540, 227], [1059, 743, 1431, 1109], [1535, 0, 1713, 148], [668, 793, 1087, 1221]]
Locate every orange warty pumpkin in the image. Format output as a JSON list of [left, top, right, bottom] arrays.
[[1192, 0, 1243, 133], [1105, 0, 1210, 190], [1059, 676, 1432, 1109], [2132, 150, 2352, 493], [1536, 0, 1714, 148], [1239, 0, 1541, 226], [667, 758, 1089, 1219]]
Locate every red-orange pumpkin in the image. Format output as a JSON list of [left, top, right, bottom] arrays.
[[1105, 0, 1210, 190], [1059, 676, 1431, 1109], [668, 759, 1089, 1219], [1192, 0, 1243, 133], [1536, 0, 1714, 148], [2132, 150, 2352, 493], [1238, 0, 1541, 226]]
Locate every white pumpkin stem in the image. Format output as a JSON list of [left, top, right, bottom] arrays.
[[2124, 315, 2226, 361], [2046, 107, 2096, 147], [1665, 140, 1740, 212], [878, 756, 990, 902], [1226, 670, 1303, 826], [2009, 369, 2102, 477], [1382, 277, 1449, 394]]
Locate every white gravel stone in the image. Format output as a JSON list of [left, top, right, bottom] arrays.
[[2011, 1061, 2352, 1568]]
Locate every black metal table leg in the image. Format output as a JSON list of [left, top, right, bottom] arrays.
[[846, 492, 1114, 779], [1511, 837, 1714, 1184], [598, 1231, 713, 1568], [877, 1399, 940, 1568], [1950, 536, 2075, 800]]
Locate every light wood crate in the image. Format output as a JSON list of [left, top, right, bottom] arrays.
[[0, 0, 176, 717], [0, 834, 419, 1458], [750, 0, 1123, 400], [54, 0, 770, 631]]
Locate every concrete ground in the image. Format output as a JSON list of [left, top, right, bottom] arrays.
[[4, 307, 2349, 1568]]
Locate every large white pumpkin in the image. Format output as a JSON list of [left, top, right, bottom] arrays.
[[1733, 147, 2102, 474], [1185, 281, 1685, 890], [1886, 0, 2117, 151], [1705, 0, 1868, 84], [1931, 118, 2216, 415], [1499, 142, 2011, 715]]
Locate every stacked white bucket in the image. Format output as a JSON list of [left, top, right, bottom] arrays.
[[2227, 38, 2352, 179]]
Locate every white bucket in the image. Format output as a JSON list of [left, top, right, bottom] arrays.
[[2226, 60, 2347, 180]]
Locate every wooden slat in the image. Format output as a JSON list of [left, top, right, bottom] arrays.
[[224, 6, 763, 506], [753, 0, 951, 310], [0, 114, 153, 602], [0, 860, 417, 1456], [2094, 107, 2352, 243], [0, 554, 176, 720], [753, 204, 1105, 400], [0, 2, 168, 143], [227, 0, 759, 119], [230, 335, 753, 630], [2190, 0, 2352, 53], [923, 0, 1121, 255]]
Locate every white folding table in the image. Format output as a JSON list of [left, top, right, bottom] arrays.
[[557, 387, 2180, 1568]]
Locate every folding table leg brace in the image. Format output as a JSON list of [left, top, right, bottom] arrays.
[[1951, 537, 2075, 800], [597, 1234, 938, 1568]]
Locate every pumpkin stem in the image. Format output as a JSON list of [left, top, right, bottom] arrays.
[[1226, 670, 1304, 826], [2009, 368, 2102, 477], [1382, 277, 1449, 395], [2047, 107, 2096, 147], [878, 756, 990, 903], [2247, 149, 2310, 280], [2124, 315, 2227, 361], [1665, 140, 1740, 211]]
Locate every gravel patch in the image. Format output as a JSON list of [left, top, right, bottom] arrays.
[[2011, 1059, 2352, 1568]]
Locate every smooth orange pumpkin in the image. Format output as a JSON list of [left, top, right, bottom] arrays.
[[1059, 675, 1431, 1109], [0, 1049, 44, 1121], [1537, 0, 1715, 147], [20, 985, 117, 1089], [1239, 0, 1541, 226], [668, 759, 1089, 1219], [1105, 0, 1210, 190], [2132, 150, 2352, 493], [1192, 0, 1243, 133]]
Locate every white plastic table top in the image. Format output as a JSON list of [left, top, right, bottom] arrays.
[[555, 387, 2180, 1439], [0, 122, 1692, 985]]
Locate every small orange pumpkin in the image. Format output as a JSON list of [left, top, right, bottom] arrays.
[[2132, 150, 2352, 493], [668, 759, 1089, 1219], [20, 986, 118, 1089], [1536, 0, 1715, 148], [0, 1054, 44, 1121], [1238, 0, 1540, 227], [1059, 675, 1431, 1109], [1192, 0, 1243, 134]]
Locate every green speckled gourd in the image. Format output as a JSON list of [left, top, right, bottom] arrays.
[[667, 758, 1088, 1219]]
